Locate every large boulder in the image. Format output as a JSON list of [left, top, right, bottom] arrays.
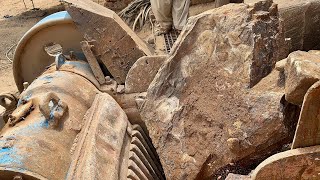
[[245, 0, 320, 52], [284, 50, 320, 105], [292, 81, 320, 149], [141, 1, 297, 179]]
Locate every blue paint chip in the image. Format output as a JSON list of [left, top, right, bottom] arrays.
[[17, 93, 32, 106], [0, 147, 23, 166]]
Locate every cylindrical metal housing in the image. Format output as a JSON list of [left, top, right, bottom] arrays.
[[0, 61, 98, 180]]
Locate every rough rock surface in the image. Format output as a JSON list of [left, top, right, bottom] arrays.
[[141, 1, 296, 179], [245, 0, 320, 52], [104, 0, 132, 11], [284, 50, 320, 105], [292, 81, 320, 149], [251, 145, 320, 179], [225, 173, 250, 180], [65, 0, 154, 84], [125, 55, 167, 93]]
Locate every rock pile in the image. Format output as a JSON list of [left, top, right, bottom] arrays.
[[140, 1, 302, 179]]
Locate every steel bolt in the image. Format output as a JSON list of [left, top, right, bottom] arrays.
[[105, 76, 112, 85], [23, 82, 29, 91]]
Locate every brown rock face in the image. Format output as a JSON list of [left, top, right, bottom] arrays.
[[141, 1, 297, 179], [251, 145, 320, 179], [284, 50, 320, 105], [104, 0, 133, 11], [292, 81, 320, 149], [225, 173, 250, 180], [245, 0, 320, 52], [125, 55, 167, 93]]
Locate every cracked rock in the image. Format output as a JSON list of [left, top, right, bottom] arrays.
[[141, 1, 297, 179], [284, 50, 320, 105]]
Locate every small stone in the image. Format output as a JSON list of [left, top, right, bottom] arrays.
[[105, 76, 112, 85], [13, 175, 23, 180], [225, 173, 250, 180], [227, 138, 241, 153], [135, 98, 145, 109], [147, 35, 155, 44], [116, 85, 125, 94], [275, 59, 287, 72]]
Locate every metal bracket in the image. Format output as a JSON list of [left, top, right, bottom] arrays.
[[39, 93, 68, 129], [80, 41, 106, 84]]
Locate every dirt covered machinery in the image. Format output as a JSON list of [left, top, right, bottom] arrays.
[[0, 0, 164, 179], [1, 0, 320, 179]]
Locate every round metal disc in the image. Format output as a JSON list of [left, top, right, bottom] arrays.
[[13, 11, 84, 92]]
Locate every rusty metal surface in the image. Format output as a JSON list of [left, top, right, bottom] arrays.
[[164, 30, 180, 54], [0, 93, 18, 123], [66, 93, 130, 180], [65, 0, 154, 84], [80, 41, 106, 85], [66, 93, 164, 180], [4, 5, 167, 179], [128, 124, 165, 180], [0, 61, 98, 180], [0, 55, 165, 179], [44, 60, 101, 89]]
